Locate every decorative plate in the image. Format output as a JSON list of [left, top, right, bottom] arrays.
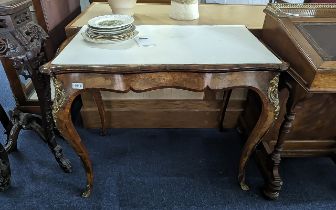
[[88, 23, 131, 33], [82, 30, 139, 44], [88, 24, 135, 35], [88, 15, 134, 29]]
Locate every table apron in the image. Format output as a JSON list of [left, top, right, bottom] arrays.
[[53, 71, 277, 95]]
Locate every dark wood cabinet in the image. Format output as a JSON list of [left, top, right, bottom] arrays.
[[262, 3, 336, 156], [240, 3, 336, 199]]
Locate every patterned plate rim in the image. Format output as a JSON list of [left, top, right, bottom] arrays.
[[88, 15, 134, 29], [88, 25, 135, 35], [82, 30, 139, 44]]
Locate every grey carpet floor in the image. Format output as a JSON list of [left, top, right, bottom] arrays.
[[1, 63, 336, 209]]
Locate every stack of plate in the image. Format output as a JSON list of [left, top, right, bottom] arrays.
[[82, 15, 138, 44]]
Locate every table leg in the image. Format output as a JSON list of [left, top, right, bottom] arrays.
[[260, 82, 297, 199], [0, 103, 12, 134], [238, 74, 280, 191], [53, 84, 93, 197], [264, 110, 295, 199], [219, 89, 232, 131], [91, 90, 106, 136], [32, 70, 72, 173], [0, 104, 19, 152], [2, 98, 48, 154], [5, 109, 45, 152], [0, 143, 10, 192]]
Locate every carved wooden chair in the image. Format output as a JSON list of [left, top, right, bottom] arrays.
[[32, 0, 81, 59]]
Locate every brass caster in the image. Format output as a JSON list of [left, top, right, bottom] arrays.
[[262, 182, 282, 200], [240, 182, 250, 191], [81, 185, 92, 198], [262, 187, 280, 200], [238, 174, 250, 191]]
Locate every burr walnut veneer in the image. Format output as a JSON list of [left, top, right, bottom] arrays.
[[42, 25, 286, 197]]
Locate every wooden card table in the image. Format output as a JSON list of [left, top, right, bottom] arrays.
[[66, 3, 268, 130], [42, 25, 286, 197]]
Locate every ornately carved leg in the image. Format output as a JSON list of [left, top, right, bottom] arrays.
[[0, 103, 12, 136], [91, 90, 106, 136], [0, 104, 18, 152], [0, 143, 11, 192], [32, 71, 72, 173], [5, 125, 20, 152], [238, 74, 280, 191], [5, 116, 20, 152], [53, 84, 93, 197], [5, 109, 45, 152]]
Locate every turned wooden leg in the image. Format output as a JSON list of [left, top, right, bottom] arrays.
[[91, 90, 106, 136], [256, 79, 298, 200], [262, 110, 295, 199], [219, 89, 232, 131], [259, 81, 295, 199], [54, 88, 93, 197], [238, 74, 280, 191]]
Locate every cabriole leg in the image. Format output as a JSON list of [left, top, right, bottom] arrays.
[[53, 82, 93, 197], [238, 74, 280, 192]]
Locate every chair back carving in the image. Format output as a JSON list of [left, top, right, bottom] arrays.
[[32, 0, 81, 59]]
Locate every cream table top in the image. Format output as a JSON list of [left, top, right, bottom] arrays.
[[53, 25, 281, 66]]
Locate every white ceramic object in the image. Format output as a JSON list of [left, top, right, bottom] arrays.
[[108, 0, 137, 16], [169, 0, 199, 21]]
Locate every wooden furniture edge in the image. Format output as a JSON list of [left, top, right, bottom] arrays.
[[65, 3, 266, 37]]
